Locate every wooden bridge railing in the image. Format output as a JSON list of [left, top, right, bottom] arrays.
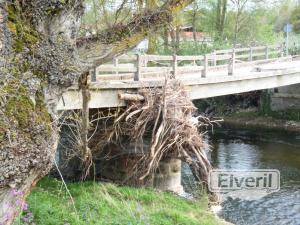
[[92, 44, 285, 82]]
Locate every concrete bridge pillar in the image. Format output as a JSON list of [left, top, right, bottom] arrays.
[[153, 158, 183, 194], [270, 84, 300, 111]]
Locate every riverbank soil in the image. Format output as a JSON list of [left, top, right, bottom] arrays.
[[224, 112, 300, 132], [193, 90, 300, 131]]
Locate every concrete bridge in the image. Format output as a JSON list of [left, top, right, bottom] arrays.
[[56, 45, 300, 193], [57, 45, 300, 111]]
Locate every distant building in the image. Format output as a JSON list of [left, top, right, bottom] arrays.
[[169, 26, 212, 44]]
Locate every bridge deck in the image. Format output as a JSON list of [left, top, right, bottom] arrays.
[[57, 55, 300, 111]]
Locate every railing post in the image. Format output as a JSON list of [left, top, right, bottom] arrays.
[[265, 46, 269, 59], [113, 57, 119, 75], [201, 54, 208, 78], [228, 49, 235, 76], [134, 54, 141, 81], [249, 46, 253, 61], [91, 67, 96, 82], [280, 44, 284, 57], [171, 54, 177, 79], [213, 50, 217, 67]]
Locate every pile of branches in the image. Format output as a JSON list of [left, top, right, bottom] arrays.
[[106, 79, 218, 202]]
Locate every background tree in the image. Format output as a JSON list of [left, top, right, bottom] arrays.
[[216, 0, 228, 40], [291, 4, 300, 33]]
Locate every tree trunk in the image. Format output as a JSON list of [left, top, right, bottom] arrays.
[[192, 9, 197, 43], [170, 28, 176, 52], [146, 0, 158, 54], [0, 1, 84, 223], [147, 35, 157, 54], [163, 26, 169, 52], [220, 0, 227, 38], [216, 0, 221, 34], [233, 12, 240, 47], [175, 25, 180, 53], [216, 0, 227, 41]]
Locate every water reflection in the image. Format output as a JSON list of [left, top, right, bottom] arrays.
[[182, 126, 300, 225]]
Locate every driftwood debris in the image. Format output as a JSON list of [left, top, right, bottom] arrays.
[[108, 79, 219, 202], [118, 93, 145, 101]]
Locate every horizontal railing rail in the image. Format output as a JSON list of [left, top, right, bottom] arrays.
[[92, 44, 285, 82]]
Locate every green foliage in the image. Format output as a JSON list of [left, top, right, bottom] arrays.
[[159, 41, 213, 55], [229, 111, 260, 119], [222, 8, 279, 46], [291, 5, 300, 34], [274, 1, 289, 32], [16, 177, 224, 225], [160, 1, 284, 56], [259, 91, 271, 116]]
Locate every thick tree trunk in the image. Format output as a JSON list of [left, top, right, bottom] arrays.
[[0, 1, 84, 223]]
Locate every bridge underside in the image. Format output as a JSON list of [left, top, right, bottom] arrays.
[[57, 69, 300, 111]]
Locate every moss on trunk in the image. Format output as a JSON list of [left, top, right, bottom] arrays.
[[6, 2, 40, 52]]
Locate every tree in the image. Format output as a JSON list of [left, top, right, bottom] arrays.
[[216, 0, 228, 40], [291, 5, 300, 33], [230, 0, 250, 45], [0, 0, 193, 223], [146, 0, 160, 54], [229, 0, 270, 46]]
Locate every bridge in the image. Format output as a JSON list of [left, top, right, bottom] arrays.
[[57, 45, 300, 111]]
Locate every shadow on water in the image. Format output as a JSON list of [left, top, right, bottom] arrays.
[[182, 125, 300, 225]]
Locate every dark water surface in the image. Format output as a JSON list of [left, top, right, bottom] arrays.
[[183, 126, 300, 225]]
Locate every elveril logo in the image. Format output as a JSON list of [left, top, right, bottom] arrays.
[[208, 169, 280, 200]]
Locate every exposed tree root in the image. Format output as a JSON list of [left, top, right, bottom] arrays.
[[57, 79, 220, 203]]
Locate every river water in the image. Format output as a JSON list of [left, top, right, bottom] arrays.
[[182, 126, 300, 225]]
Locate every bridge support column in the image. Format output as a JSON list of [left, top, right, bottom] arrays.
[[153, 158, 183, 194]]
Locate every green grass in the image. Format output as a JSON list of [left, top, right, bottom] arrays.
[[13, 177, 224, 225], [229, 111, 260, 119]]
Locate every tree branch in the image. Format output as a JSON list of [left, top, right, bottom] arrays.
[[77, 0, 193, 67]]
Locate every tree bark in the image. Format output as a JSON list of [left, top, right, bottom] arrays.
[[192, 7, 197, 43], [220, 0, 227, 37], [216, 0, 227, 41], [0, 1, 84, 223], [175, 25, 180, 53], [0, 0, 194, 223], [163, 25, 169, 52]]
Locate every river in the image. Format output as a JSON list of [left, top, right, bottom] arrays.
[[182, 125, 300, 225]]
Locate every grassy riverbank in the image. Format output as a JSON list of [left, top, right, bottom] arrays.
[[14, 177, 226, 225]]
